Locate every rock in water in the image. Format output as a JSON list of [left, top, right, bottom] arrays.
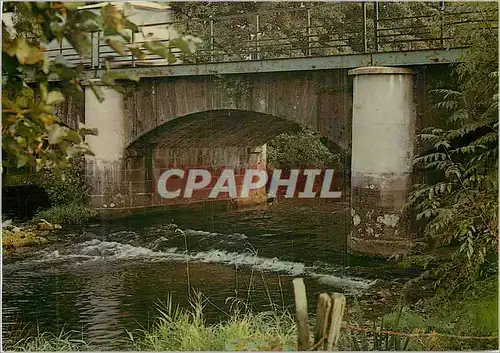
[[37, 220, 54, 230], [83, 231, 97, 241]]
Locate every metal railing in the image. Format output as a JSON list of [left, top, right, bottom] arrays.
[[45, 2, 498, 69]]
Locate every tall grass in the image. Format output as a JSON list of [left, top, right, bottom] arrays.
[[3, 329, 93, 351], [128, 291, 297, 351]]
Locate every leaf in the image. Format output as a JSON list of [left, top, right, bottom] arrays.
[[14, 38, 45, 65], [89, 84, 105, 103], [167, 51, 178, 64], [79, 127, 98, 136], [17, 155, 28, 168], [46, 91, 65, 105], [42, 56, 51, 74], [143, 41, 168, 58], [106, 37, 127, 56], [49, 21, 65, 41], [63, 2, 85, 10], [65, 130, 82, 143], [104, 71, 140, 82], [123, 17, 140, 33], [65, 32, 91, 57], [169, 38, 191, 53], [77, 11, 101, 32], [39, 82, 48, 101], [129, 46, 147, 60], [102, 4, 123, 35], [47, 124, 68, 144]]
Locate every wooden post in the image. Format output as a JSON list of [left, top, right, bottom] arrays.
[[293, 278, 309, 351], [313, 293, 332, 350], [326, 293, 346, 350]]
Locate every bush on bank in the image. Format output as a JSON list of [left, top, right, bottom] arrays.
[[12, 158, 99, 225], [32, 203, 98, 225]]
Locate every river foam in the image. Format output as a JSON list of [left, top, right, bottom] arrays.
[[4, 238, 376, 293]]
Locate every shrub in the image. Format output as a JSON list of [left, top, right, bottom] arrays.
[[34, 203, 98, 225], [267, 127, 340, 169], [37, 158, 90, 206], [405, 2, 498, 289]]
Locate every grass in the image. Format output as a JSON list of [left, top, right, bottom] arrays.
[[4, 292, 297, 352], [3, 329, 93, 351], [32, 202, 98, 225], [128, 291, 297, 351], [4, 284, 498, 351], [338, 275, 499, 351]]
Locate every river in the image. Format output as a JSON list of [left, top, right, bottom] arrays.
[[2, 200, 419, 349]]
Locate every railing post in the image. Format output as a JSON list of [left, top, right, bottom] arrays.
[[91, 31, 99, 69], [97, 31, 101, 69], [373, 1, 379, 52], [255, 13, 260, 60], [362, 2, 368, 52], [307, 8, 312, 56], [209, 17, 214, 62], [439, 1, 445, 48], [90, 32, 94, 69], [131, 31, 136, 67]]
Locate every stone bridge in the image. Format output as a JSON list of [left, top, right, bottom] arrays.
[[55, 2, 498, 257]]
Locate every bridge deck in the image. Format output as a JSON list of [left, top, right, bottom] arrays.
[[44, 2, 496, 78], [84, 48, 465, 79]]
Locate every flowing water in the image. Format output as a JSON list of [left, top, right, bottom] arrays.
[[2, 200, 417, 349]]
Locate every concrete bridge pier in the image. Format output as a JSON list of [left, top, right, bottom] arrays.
[[348, 67, 423, 258], [83, 83, 129, 209], [232, 144, 268, 206]]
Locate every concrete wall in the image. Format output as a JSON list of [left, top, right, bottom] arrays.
[[348, 67, 425, 258]]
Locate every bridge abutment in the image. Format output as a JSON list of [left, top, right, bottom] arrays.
[[348, 67, 424, 258], [83, 84, 130, 209]]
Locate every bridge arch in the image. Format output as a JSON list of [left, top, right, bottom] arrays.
[[122, 71, 352, 151], [122, 108, 343, 208], [127, 109, 315, 152]]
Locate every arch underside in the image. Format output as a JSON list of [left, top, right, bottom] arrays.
[[126, 109, 338, 152]]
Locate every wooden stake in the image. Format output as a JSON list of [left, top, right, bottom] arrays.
[[313, 293, 332, 350], [293, 278, 310, 351], [326, 293, 346, 351]]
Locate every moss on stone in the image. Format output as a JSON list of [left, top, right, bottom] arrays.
[[2, 228, 48, 252]]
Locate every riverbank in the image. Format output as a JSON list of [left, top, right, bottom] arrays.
[[2, 221, 51, 255], [2, 202, 497, 351], [4, 277, 497, 351]]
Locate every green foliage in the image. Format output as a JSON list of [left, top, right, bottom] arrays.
[[342, 283, 499, 351], [129, 291, 296, 351], [2, 2, 199, 172], [405, 2, 498, 285], [2, 227, 48, 252], [3, 329, 93, 351], [213, 74, 253, 104], [170, 2, 443, 61], [33, 202, 98, 225], [427, 277, 498, 337], [267, 127, 339, 168], [37, 158, 89, 206]]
